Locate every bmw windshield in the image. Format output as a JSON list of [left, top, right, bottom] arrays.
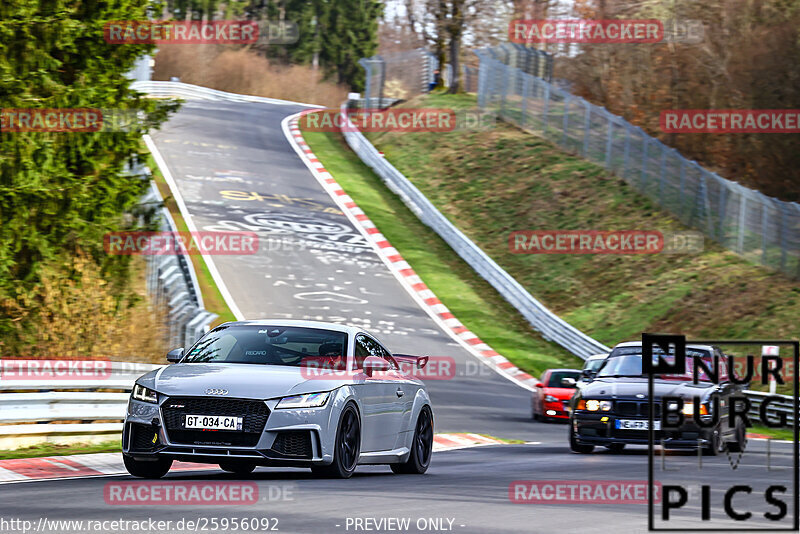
[[182, 325, 348, 368], [597, 346, 716, 381]]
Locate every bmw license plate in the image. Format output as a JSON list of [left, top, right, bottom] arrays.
[[184, 415, 242, 431], [615, 419, 661, 431]]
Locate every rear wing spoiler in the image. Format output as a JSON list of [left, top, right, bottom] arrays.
[[392, 354, 429, 369]]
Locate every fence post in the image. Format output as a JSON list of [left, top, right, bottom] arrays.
[[582, 102, 591, 157], [678, 158, 687, 219], [521, 75, 530, 128], [761, 199, 769, 265], [622, 125, 632, 182], [500, 64, 509, 117], [779, 203, 788, 271], [737, 193, 747, 254], [542, 81, 551, 134], [640, 138, 649, 189], [658, 144, 668, 200], [377, 55, 386, 108], [604, 113, 614, 169], [718, 186, 729, 243], [561, 95, 571, 148]]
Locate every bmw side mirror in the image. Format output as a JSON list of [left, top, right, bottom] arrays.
[[166, 347, 184, 363], [363, 356, 390, 377]]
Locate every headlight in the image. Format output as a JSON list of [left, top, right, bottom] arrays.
[[581, 399, 612, 411], [132, 384, 158, 404], [544, 394, 558, 403], [680, 401, 708, 416], [276, 391, 330, 409]]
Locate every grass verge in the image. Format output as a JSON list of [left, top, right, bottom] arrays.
[[301, 127, 581, 376]]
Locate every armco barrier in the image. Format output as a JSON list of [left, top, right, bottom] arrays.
[[0, 361, 161, 448], [131, 80, 318, 107], [337, 100, 610, 361], [141, 181, 217, 349], [0, 360, 792, 449]]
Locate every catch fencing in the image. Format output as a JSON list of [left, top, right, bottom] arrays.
[[360, 45, 551, 107], [473, 50, 800, 278]]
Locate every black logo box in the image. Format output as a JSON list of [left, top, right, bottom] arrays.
[[642, 334, 799, 532]]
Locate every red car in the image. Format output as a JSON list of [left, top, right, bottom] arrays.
[[531, 368, 582, 422]]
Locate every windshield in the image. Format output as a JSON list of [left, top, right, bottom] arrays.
[[547, 371, 581, 388], [183, 325, 348, 368], [597, 346, 716, 381], [584, 358, 606, 372]]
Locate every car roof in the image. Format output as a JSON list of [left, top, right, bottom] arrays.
[[545, 368, 582, 373], [586, 353, 608, 360], [219, 319, 367, 337], [612, 341, 716, 352]]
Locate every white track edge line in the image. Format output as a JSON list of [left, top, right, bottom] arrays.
[[143, 134, 246, 322]]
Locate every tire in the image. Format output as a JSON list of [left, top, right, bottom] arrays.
[[703, 427, 724, 456], [606, 443, 625, 453], [219, 461, 256, 475], [313, 403, 361, 479], [569, 427, 594, 454], [123, 455, 172, 479], [391, 406, 433, 475], [725, 421, 747, 453]]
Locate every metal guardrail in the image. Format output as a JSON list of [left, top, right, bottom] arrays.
[[131, 80, 318, 107], [338, 100, 610, 361], [745, 390, 797, 426], [0, 361, 161, 444], [141, 181, 218, 349], [0, 361, 793, 440]]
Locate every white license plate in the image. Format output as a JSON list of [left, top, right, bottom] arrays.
[[184, 415, 243, 431], [615, 419, 661, 431]]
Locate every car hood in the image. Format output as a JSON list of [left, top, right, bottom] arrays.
[[580, 377, 716, 399], [135, 363, 349, 400]]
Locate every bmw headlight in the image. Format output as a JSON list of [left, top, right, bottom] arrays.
[[669, 400, 708, 416], [544, 394, 559, 403], [276, 391, 330, 409], [579, 399, 612, 411], [132, 384, 158, 404]]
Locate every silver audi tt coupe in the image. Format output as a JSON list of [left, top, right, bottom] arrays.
[[123, 320, 434, 479]]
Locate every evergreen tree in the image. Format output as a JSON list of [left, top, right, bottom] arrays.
[[0, 0, 177, 339]]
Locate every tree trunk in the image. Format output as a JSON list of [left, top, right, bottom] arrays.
[[448, 34, 461, 93]]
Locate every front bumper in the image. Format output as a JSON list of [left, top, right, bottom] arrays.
[[123, 395, 336, 467], [571, 412, 712, 448]]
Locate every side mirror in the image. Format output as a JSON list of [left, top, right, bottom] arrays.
[[581, 369, 594, 381], [363, 356, 390, 377], [166, 348, 184, 363], [534, 382, 544, 388], [561, 377, 577, 387]]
